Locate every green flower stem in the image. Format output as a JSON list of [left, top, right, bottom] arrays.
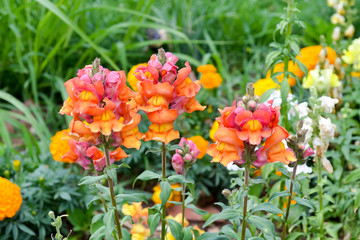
[[181, 182, 186, 227], [104, 140, 123, 240], [161, 142, 167, 240], [317, 155, 324, 239], [281, 163, 298, 240], [241, 162, 250, 240]]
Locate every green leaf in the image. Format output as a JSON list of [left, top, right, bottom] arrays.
[[345, 168, 360, 183], [293, 197, 315, 210], [248, 238, 264, 240], [145, 147, 162, 154], [247, 215, 275, 236], [133, 170, 161, 187], [268, 191, 290, 202], [90, 214, 104, 234], [147, 213, 161, 236], [94, 184, 111, 196], [259, 88, 276, 102], [203, 208, 242, 228], [280, 77, 290, 105], [17, 224, 35, 236], [187, 204, 208, 215], [107, 168, 117, 184], [197, 232, 227, 240], [89, 226, 106, 240], [289, 40, 300, 55], [285, 232, 305, 240], [79, 175, 106, 186], [265, 50, 281, 70], [167, 219, 183, 240], [250, 202, 283, 215], [287, 205, 304, 225], [116, 193, 148, 204], [103, 209, 115, 240], [59, 192, 71, 201], [183, 227, 193, 240], [168, 175, 194, 184], [220, 225, 240, 240], [160, 181, 172, 207]]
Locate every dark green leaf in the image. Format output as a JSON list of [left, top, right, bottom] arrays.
[[148, 213, 161, 236], [203, 208, 242, 228], [160, 181, 172, 207], [103, 209, 115, 239], [89, 226, 105, 240], [268, 191, 290, 202], [293, 197, 315, 210], [60, 192, 71, 201], [167, 219, 183, 240], [259, 88, 276, 102], [116, 193, 147, 204], [345, 168, 360, 183], [133, 171, 161, 187], [107, 168, 117, 184], [183, 227, 193, 240], [285, 232, 304, 240], [79, 175, 106, 185], [248, 215, 275, 236], [145, 147, 162, 154], [168, 175, 193, 184], [250, 202, 283, 215], [220, 225, 240, 240], [17, 224, 35, 236], [187, 204, 208, 215]]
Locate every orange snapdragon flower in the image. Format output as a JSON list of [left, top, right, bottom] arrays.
[[122, 202, 148, 224], [133, 50, 205, 144]]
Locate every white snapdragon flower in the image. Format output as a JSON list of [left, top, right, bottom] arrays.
[[296, 102, 310, 118], [226, 162, 244, 171], [286, 164, 313, 175], [321, 155, 333, 174], [302, 117, 314, 144], [319, 117, 336, 139], [319, 96, 339, 113]]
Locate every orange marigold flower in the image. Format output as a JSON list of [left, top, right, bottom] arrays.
[[197, 64, 217, 74], [152, 183, 181, 208], [266, 61, 301, 87], [199, 72, 223, 89], [253, 78, 280, 96], [50, 129, 74, 163], [127, 63, 148, 91], [187, 136, 209, 159], [296, 46, 336, 71], [0, 177, 22, 220]]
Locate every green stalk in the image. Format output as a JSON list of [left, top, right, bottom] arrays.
[[104, 140, 123, 240], [161, 142, 167, 240], [281, 163, 298, 240], [317, 155, 324, 239], [181, 182, 186, 227], [241, 162, 250, 240]]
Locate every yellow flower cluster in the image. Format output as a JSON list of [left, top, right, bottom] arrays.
[[197, 64, 223, 89], [49, 129, 74, 163], [187, 136, 209, 159], [0, 177, 22, 220], [303, 69, 341, 92], [131, 223, 150, 240], [342, 37, 360, 72], [122, 202, 148, 224], [152, 183, 181, 208], [166, 214, 204, 240]]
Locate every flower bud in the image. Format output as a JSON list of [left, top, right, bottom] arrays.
[[171, 153, 184, 175], [336, 3, 345, 15], [12, 160, 21, 172], [246, 83, 255, 97], [344, 24, 355, 38], [331, 14, 345, 25], [222, 189, 231, 198], [332, 27, 341, 42], [318, 48, 327, 63], [184, 154, 192, 162], [304, 147, 315, 158], [49, 211, 55, 219], [92, 58, 101, 74], [334, 57, 342, 71], [92, 73, 104, 82], [247, 100, 257, 112], [157, 48, 167, 65], [4, 170, 10, 178]]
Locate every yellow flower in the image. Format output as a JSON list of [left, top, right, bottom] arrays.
[[342, 38, 360, 71], [193, 225, 205, 235], [127, 63, 148, 92], [303, 69, 340, 92], [167, 213, 189, 227], [0, 177, 22, 220], [152, 183, 181, 208], [197, 64, 222, 89], [209, 121, 219, 142], [12, 160, 21, 172], [253, 78, 280, 97], [50, 129, 74, 163], [130, 224, 150, 240], [187, 136, 209, 159], [122, 202, 148, 224]]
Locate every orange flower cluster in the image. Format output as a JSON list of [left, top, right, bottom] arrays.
[[59, 58, 143, 171], [254, 45, 337, 96], [122, 202, 148, 225], [133, 50, 205, 144], [197, 64, 223, 89], [0, 177, 22, 220], [207, 84, 296, 168]]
